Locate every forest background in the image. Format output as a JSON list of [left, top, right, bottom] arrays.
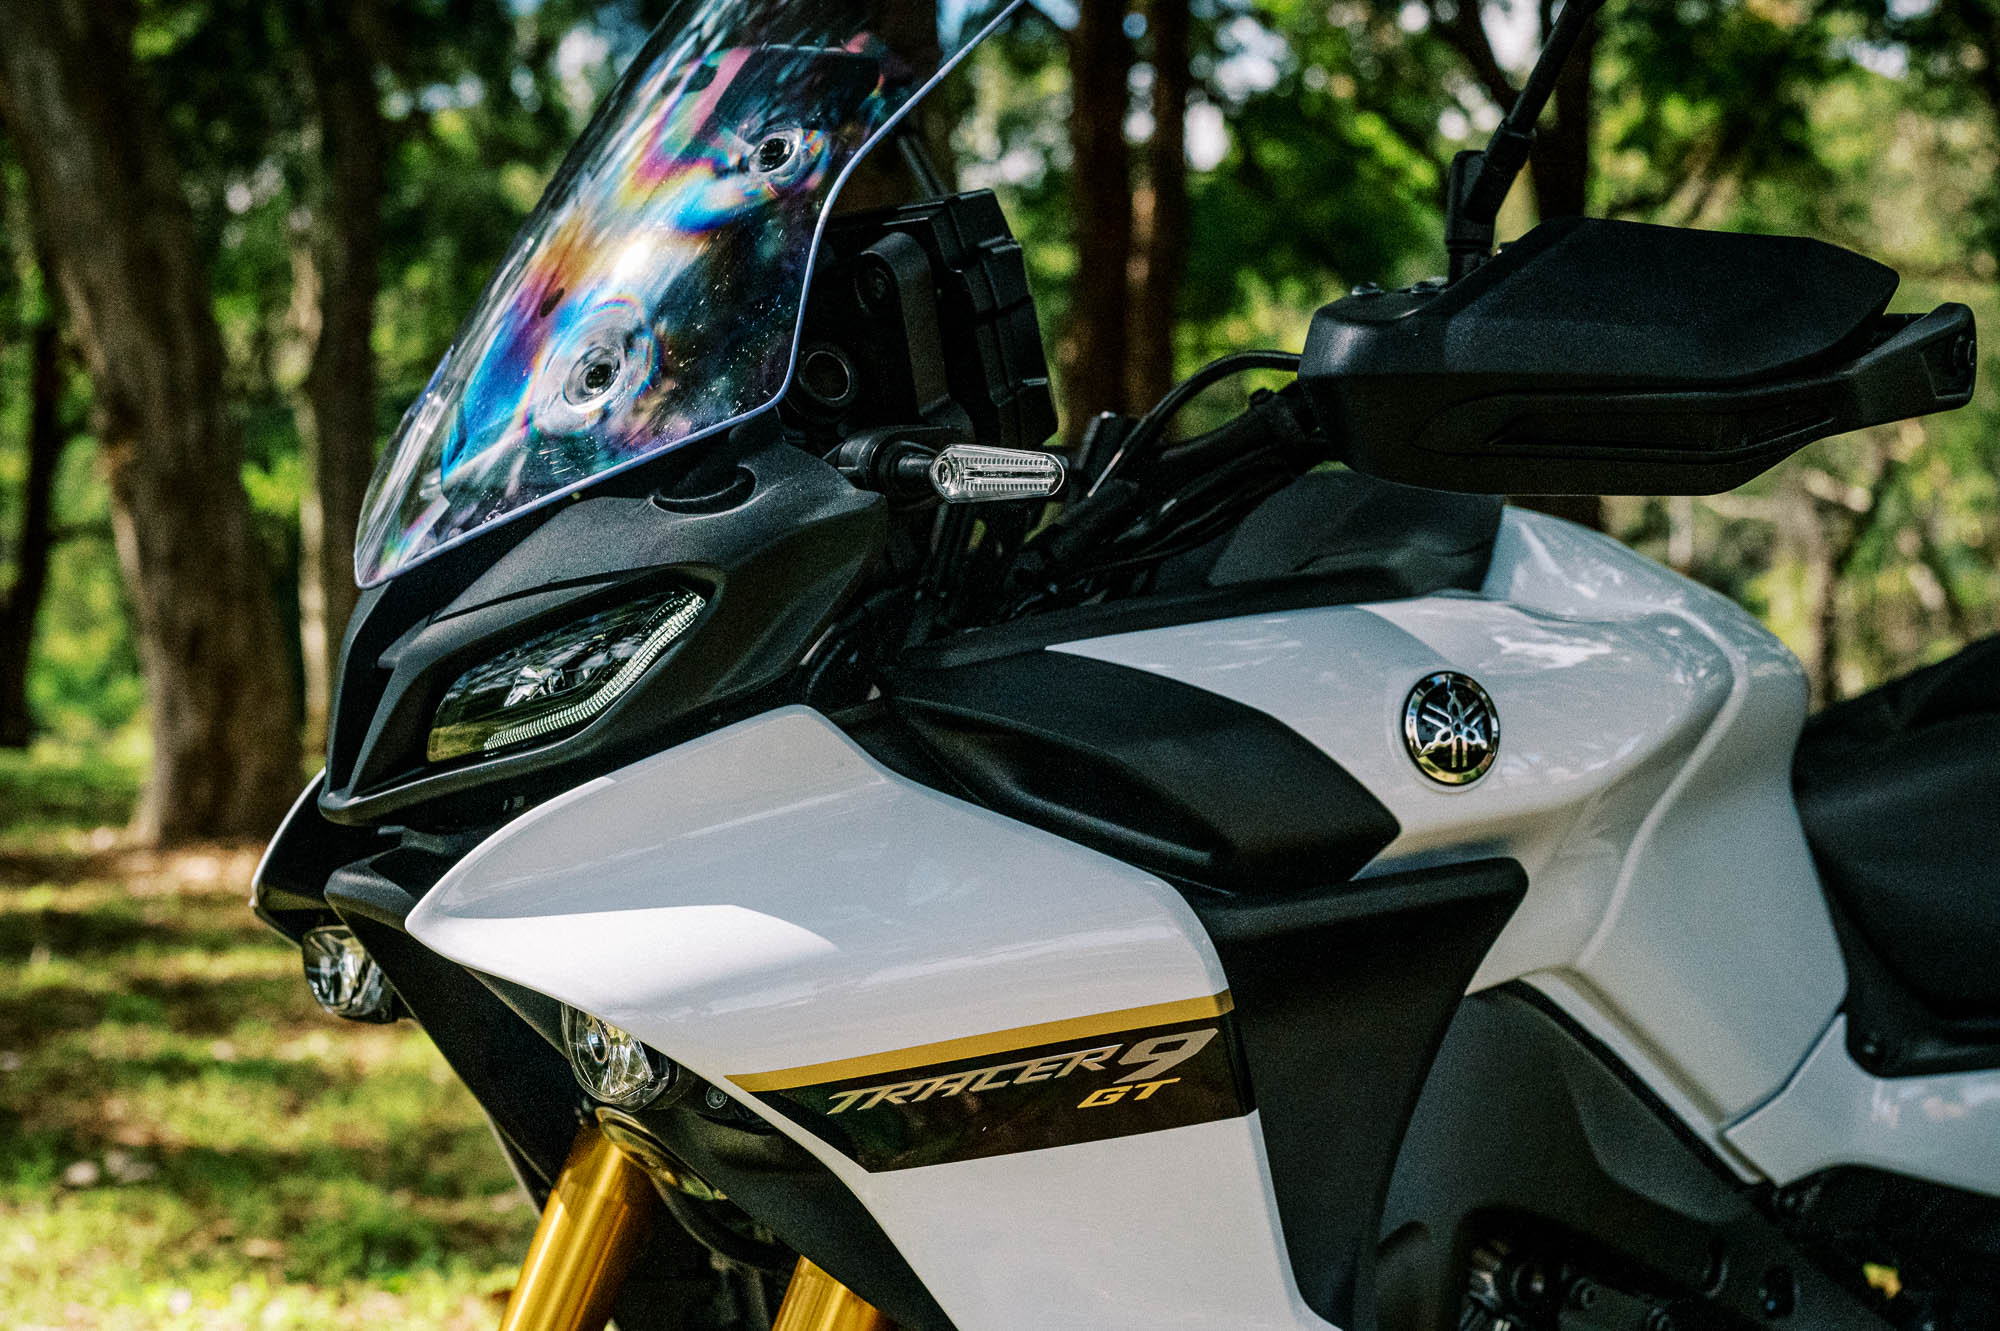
[[0, 0, 1995, 840]]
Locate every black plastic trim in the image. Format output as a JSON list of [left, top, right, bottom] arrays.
[[1777, 1164, 2000, 1327], [1378, 986, 1890, 1331], [900, 572, 1478, 670], [1823, 884, 2000, 1077], [1184, 859, 1527, 1327], [629, 1099, 958, 1331], [877, 649, 1400, 894], [1792, 633, 2000, 1074], [321, 432, 884, 829], [252, 774, 396, 924], [1303, 216, 1976, 496]]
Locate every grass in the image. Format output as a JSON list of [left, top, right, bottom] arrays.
[[0, 738, 144, 845], [0, 815, 540, 1329]]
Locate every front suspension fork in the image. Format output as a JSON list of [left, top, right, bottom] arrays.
[[496, 1125, 892, 1331]]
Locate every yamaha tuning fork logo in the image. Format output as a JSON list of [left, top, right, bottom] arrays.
[[1403, 671, 1499, 785]]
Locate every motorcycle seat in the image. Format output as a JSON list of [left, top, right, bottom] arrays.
[[1793, 635, 2000, 1017]]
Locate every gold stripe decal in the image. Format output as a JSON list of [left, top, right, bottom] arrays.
[[730, 990, 1235, 1093]]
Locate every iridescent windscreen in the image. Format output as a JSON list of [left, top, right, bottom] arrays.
[[355, 0, 1018, 586]]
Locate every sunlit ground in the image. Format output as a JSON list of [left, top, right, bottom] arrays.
[[0, 802, 538, 1330]]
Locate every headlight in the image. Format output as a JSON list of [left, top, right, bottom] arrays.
[[427, 588, 705, 762], [561, 1006, 677, 1109]]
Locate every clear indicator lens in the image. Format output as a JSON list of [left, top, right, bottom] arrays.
[[928, 444, 1065, 502], [301, 926, 395, 1022], [427, 588, 706, 763], [561, 1006, 675, 1109]]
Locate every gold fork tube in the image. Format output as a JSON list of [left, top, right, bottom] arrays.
[[498, 1125, 658, 1331], [772, 1256, 895, 1331]]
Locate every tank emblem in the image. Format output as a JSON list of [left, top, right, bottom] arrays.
[[1403, 672, 1499, 785]]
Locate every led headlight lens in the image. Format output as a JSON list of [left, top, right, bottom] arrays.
[[561, 1005, 676, 1109], [427, 588, 705, 763], [301, 926, 395, 1022]]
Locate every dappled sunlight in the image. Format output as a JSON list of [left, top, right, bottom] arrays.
[[0, 841, 535, 1329]]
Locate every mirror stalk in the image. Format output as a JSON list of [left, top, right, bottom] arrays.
[[1445, 0, 1608, 282]]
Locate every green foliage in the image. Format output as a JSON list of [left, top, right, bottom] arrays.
[[1, 0, 645, 748], [2, 0, 1999, 756], [1597, 0, 1838, 223]]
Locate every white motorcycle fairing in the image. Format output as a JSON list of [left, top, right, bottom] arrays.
[[1059, 510, 1840, 1149], [408, 507, 1998, 1329], [410, 703, 1330, 1330]]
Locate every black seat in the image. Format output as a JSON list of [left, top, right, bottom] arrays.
[[1794, 635, 2000, 1017]]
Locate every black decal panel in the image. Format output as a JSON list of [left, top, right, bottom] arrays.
[[737, 1008, 1251, 1172]]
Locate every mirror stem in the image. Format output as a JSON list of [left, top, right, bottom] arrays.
[[1444, 0, 1608, 282]]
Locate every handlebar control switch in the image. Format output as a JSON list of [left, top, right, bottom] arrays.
[[929, 444, 1065, 503]]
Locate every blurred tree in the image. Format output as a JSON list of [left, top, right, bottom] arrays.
[[1179, 0, 1448, 322], [1597, 0, 1834, 227], [1064, 0, 1136, 438], [138, 0, 605, 757], [0, 322, 64, 750], [1128, 0, 1192, 414], [1825, 0, 2000, 266], [1422, 0, 1596, 219], [838, 0, 950, 210], [0, 206, 66, 748], [0, 0, 301, 840], [293, 0, 388, 755]]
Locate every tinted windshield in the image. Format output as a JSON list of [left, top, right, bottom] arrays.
[[355, 0, 1018, 586]]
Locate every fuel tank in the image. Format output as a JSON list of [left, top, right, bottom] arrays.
[[1057, 508, 1845, 1154]]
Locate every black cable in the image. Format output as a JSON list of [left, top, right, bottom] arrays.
[[1087, 468, 1296, 573], [1086, 349, 1301, 496], [896, 128, 949, 198]]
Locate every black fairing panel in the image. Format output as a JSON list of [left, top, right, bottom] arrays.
[[1189, 860, 1527, 1328], [320, 429, 884, 828], [1157, 467, 1503, 595], [1794, 633, 2000, 1072], [1380, 988, 1888, 1331], [253, 773, 393, 920], [876, 649, 1400, 894]]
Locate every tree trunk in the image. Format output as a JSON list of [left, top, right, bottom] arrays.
[[0, 0, 301, 842], [1526, 0, 1595, 223], [0, 316, 63, 747], [296, 0, 386, 758], [1063, 0, 1135, 441], [1126, 0, 1191, 416]]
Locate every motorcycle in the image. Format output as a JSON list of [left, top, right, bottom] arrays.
[[252, 1, 2000, 1327]]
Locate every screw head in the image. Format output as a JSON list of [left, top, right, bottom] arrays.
[[703, 1086, 731, 1112]]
